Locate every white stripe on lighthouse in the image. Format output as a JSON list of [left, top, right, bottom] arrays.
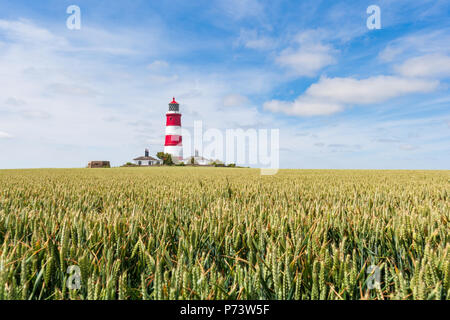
[[165, 126, 182, 136], [164, 146, 183, 158]]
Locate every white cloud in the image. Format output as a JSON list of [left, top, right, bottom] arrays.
[[395, 54, 450, 78], [223, 94, 250, 107], [278, 115, 450, 169], [0, 131, 13, 139], [399, 144, 418, 151], [264, 97, 342, 116], [379, 29, 450, 62], [147, 60, 169, 70], [218, 0, 264, 20], [4, 97, 26, 106], [305, 76, 438, 104], [0, 18, 162, 57], [235, 29, 275, 50], [275, 30, 337, 77], [376, 137, 401, 143], [46, 83, 99, 97], [264, 75, 439, 116], [0, 19, 67, 47]]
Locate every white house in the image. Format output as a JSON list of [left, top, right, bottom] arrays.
[[183, 150, 222, 166], [133, 149, 162, 166]]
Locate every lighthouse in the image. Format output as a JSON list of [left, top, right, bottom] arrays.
[[164, 97, 183, 161]]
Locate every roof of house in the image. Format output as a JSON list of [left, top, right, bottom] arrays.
[[133, 156, 159, 161]]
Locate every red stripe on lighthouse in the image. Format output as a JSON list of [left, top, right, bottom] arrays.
[[165, 135, 182, 146], [166, 114, 181, 126]]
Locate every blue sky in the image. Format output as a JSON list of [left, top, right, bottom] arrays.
[[0, 0, 449, 169]]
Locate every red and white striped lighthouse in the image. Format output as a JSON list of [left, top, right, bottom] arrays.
[[164, 97, 183, 161]]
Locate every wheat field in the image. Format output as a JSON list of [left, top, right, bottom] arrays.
[[0, 168, 448, 300]]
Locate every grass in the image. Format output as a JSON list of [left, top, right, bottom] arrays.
[[0, 168, 448, 300]]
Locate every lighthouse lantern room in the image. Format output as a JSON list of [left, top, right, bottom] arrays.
[[164, 98, 183, 161]]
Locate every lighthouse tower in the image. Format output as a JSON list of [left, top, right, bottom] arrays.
[[164, 97, 183, 161]]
